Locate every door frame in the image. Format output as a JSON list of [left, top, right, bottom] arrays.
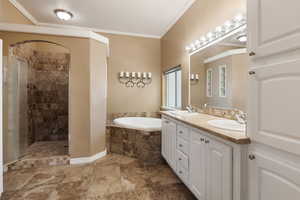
[[0, 39, 4, 194]]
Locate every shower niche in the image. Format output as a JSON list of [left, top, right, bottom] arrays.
[[4, 41, 70, 164]]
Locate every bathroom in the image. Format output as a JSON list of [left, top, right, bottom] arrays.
[[1, 0, 300, 199]]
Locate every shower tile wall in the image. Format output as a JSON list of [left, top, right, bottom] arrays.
[[28, 51, 69, 141], [12, 44, 70, 144]]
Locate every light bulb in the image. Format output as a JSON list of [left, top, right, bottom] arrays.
[[235, 14, 244, 22], [54, 9, 73, 21]]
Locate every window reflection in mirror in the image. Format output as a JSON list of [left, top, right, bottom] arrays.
[[164, 66, 182, 109], [189, 30, 248, 112]]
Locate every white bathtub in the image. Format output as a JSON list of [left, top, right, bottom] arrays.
[[113, 117, 162, 132]]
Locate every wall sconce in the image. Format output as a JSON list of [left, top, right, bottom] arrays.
[[119, 71, 152, 88], [190, 73, 199, 84]]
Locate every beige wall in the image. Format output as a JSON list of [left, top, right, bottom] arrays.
[[89, 39, 107, 155], [99, 33, 161, 116], [231, 54, 248, 111], [0, 31, 108, 158], [0, 0, 33, 24], [162, 0, 246, 107]]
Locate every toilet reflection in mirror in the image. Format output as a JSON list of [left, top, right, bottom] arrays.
[[189, 29, 248, 112]]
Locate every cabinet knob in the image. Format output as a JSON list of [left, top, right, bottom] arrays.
[[179, 158, 182, 161], [205, 140, 210, 144], [249, 154, 256, 160], [179, 171, 183, 174], [249, 71, 256, 75], [249, 51, 256, 56], [164, 121, 169, 124], [179, 144, 183, 147], [179, 131, 183, 134], [200, 138, 205, 142]]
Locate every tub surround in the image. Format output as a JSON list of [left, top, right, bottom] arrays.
[[106, 127, 163, 165], [160, 111, 250, 144]]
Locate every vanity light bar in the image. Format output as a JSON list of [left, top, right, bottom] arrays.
[[185, 14, 246, 54]]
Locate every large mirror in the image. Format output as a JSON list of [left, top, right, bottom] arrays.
[[189, 28, 248, 112]]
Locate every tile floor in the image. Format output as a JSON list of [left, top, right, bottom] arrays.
[[2, 154, 197, 200]]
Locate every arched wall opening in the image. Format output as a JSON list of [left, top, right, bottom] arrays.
[[1, 31, 108, 166], [4, 40, 70, 164]]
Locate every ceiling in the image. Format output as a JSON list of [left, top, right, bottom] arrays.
[[12, 0, 195, 38]]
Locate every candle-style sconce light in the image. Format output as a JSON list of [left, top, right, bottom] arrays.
[[119, 71, 152, 88], [190, 73, 199, 85]]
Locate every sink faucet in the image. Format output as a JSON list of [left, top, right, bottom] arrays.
[[234, 109, 247, 124], [186, 105, 194, 113]]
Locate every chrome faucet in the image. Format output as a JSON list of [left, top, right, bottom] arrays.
[[234, 109, 247, 124], [186, 105, 194, 113]]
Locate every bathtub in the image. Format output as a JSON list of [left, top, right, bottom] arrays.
[[107, 117, 163, 165], [113, 117, 162, 132]]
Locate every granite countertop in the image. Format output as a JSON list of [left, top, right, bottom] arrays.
[[160, 111, 250, 144]]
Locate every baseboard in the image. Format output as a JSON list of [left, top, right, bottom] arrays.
[[70, 149, 107, 165]]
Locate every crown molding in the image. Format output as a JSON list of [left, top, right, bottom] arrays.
[[0, 23, 109, 45], [37, 22, 161, 39], [204, 48, 247, 64], [9, 0, 194, 39], [160, 0, 196, 37], [9, 0, 39, 24]]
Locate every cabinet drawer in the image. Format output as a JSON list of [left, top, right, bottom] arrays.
[[176, 150, 189, 169], [177, 163, 189, 184], [177, 125, 189, 140], [177, 137, 189, 155]]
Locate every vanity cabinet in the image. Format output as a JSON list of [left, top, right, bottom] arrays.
[[162, 116, 238, 200], [161, 118, 177, 170]]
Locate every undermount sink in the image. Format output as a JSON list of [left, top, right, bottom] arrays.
[[169, 110, 199, 117], [208, 119, 246, 132]]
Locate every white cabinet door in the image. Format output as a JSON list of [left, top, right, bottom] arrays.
[[248, 0, 300, 58], [161, 118, 168, 159], [206, 138, 232, 200], [162, 118, 177, 170], [189, 130, 206, 200], [248, 60, 300, 155], [168, 120, 177, 170], [249, 151, 300, 200]]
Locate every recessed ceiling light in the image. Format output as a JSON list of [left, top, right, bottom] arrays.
[[54, 9, 73, 21], [237, 35, 247, 42]]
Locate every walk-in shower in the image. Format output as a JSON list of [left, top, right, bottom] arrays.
[[3, 41, 70, 169]]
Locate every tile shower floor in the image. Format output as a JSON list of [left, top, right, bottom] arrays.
[[22, 141, 69, 159], [2, 154, 197, 200], [6, 141, 69, 171]]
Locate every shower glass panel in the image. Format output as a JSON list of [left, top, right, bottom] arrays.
[[4, 56, 28, 163]]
